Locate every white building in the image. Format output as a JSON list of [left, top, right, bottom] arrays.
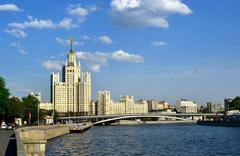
[[176, 99, 197, 113], [97, 91, 148, 115], [40, 102, 53, 111], [51, 37, 91, 115]]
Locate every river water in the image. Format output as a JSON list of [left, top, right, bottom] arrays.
[[46, 124, 240, 156]]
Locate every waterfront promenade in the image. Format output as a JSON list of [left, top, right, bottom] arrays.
[[15, 123, 93, 156]]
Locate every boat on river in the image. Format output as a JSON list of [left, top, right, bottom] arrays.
[[197, 113, 240, 127]]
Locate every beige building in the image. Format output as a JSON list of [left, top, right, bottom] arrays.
[[40, 102, 53, 111], [97, 91, 148, 115], [51, 38, 91, 115], [147, 100, 169, 111], [176, 99, 197, 113]]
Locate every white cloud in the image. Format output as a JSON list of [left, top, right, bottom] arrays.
[[74, 49, 144, 72], [81, 35, 91, 40], [19, 49, 27, 55], [150, 41, 168, 47], [90, 64, 101, 72], [55, 37, 84, 46], [6, 16, 78, 38], [112, 50, 144, 63], [75, 51, 109, 64], [58, 18, 78, 29], [8, 17, 78, 30], [75, 50, 144, 64], [98, 35, 113, 45], [66, 4, 96, 22], [0, 4, 22, 11], [10, 42, 27, 54], [43, 49, 143, 72], [111, 0, 141, 10], [5, 29, 27, 38], [110, 0, 192, 28], [42, 60, 63, 71]]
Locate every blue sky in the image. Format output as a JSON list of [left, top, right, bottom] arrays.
[[1, 0, 240, 105]]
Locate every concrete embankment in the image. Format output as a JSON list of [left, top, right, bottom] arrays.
[[15, 123, 93, 156]]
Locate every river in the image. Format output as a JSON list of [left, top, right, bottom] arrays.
[[46, 124, 240, 156]]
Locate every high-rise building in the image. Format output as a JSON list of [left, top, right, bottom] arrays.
[[224, 98, 233, 112], [51, 37, 91, 115], [206, 102, 223, 113]]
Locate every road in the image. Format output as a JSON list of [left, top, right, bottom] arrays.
[[0, 129, 16, 156]]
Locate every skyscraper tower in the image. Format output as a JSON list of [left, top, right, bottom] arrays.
[[51, 37, 91, 115]]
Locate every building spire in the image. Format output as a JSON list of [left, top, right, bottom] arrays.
[[70, 35, 73, 53]]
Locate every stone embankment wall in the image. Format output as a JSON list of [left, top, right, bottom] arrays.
[[15, 125, 71, 156]]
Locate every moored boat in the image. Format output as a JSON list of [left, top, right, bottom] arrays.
[[197, 113, 240, 127]]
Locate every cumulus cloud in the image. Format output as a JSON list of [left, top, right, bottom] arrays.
[[150, 41, 168, 47], [66, 4, 97, 22], [98, 35, 113, 45], [10, 42, 27, 54], [42, 49, 143, 72], [0, 4, 22, 11], [42, 60, 63, 71], [110, 0, 192, 28], [55, 37, 84, 46], [5, 29, 27, 38], [112, 50, 144, 63], [74, 49, 144, 72], [8, 17, 77, 30], [58, 18, 78, 29], [6, 16, 78, 38]]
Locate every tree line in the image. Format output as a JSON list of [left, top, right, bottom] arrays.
[[0, 76, 52, 125]]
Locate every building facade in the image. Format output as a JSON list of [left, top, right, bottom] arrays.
[[97, 91, 148, 115], [206, 102, 223, 113], [147, 100, 169, 112], [176, 99, 197, 113], [51, 38, 91, 115], [224, 98, 233, 112], [39, 102, 53, 111]]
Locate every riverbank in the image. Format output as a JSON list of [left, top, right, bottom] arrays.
[[111, 120, 195, 125], [15, 123, 93, 156]]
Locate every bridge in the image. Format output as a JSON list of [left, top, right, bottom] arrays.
[[58, 113, 223, 125]]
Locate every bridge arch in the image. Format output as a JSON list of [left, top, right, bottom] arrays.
[[93, 115, 194, 125]]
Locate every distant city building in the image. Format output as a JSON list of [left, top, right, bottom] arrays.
[[97, 91, 148, 115], [39, 102, 53, 111], [224, 98, 233, 111], [176, 99, 197, 113], [147, 100, 169, 111], [206, 102, 223, 113], [51, 37, 91, 115]]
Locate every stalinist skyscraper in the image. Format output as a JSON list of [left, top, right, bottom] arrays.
[[51, 37, 91, 115]]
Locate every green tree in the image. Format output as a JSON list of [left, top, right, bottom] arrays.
[[0, 76, 10, 123], [22, 95, 39, 124], [230, 96, 240, 110], [6, 97, 24, 122]]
